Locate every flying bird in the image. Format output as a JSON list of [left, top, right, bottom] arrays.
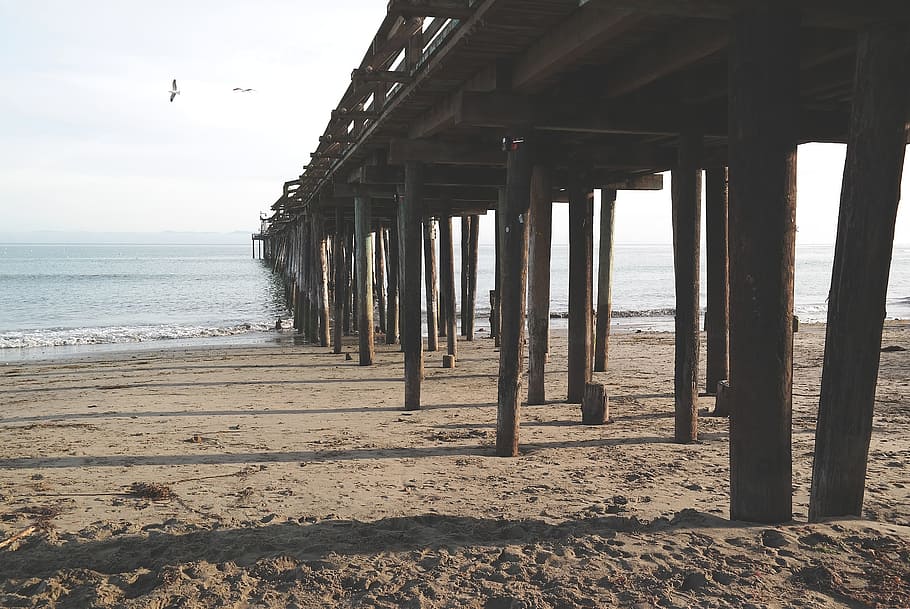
[[233, 87, 255, 92], [169, 79, 180, 102]]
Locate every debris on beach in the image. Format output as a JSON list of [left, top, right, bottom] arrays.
[[130, 482, 177, 501]]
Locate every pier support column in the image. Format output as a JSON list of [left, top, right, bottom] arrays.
[[375, 227, 387, 336], [810, 24, 910, 522], [333, 209, 345, 354], [497, 138, 533, 457], [314, 219, 330, 347], [567, 164, 593, 404], [706, 167, 730, 399], [386, 222, 400, 344], [403, 162, 425, 410], [728, 3, 799, 523], [461, 217, 470, 337], [594, 189, 616, 373], [439, 215, 458, 360], [492, 203, 503, 347], [355, 193, 374, 365], [423, 219, 439, 352], [673, 132, 702, 444], [527, 163, 552, 405], [459, 215, 480, 340]]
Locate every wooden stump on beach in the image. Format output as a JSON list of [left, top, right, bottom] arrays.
[[581, 383, 608, 425]]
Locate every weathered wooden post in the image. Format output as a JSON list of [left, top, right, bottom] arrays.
[[375, 227, 387, 335], [333, 208, 345, 354], [705, 166, 730, 397], [314, 219, 330, 347], [582, 383, 608, 425], [439, 215, 458, 364], [527, 163, 552, 405], [423, 219, 439, 352], [403, 162, 425, 409], [354, 191, 374, 365], [567, 163, 593, 403], [344, 229, 354, 335], [672, 131, 702, 444], [497, 137, 533, 457], [728, 2, 799, 523], [461, 216, 470, 337], [492, 202, 503, 346], [386, 221, 400, 344], [810, 23, 910, 522], [465, 214, 479, 341], [594, 188, 616, 373]]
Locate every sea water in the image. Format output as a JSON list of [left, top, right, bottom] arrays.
[[1, 242, 908, 361], [0, 244, 289, 361]]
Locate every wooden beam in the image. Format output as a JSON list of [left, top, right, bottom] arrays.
[[388, 0, 473, 20], [388, 138, 505, 165], [605, 22, 729, 99], [810, 24, 910, 522], [352, 68, 412, 85], [588, 0, 910, 27], [511, 5, 644, 93], [604, 174, 664, 190], [350, 164, 506, 188]]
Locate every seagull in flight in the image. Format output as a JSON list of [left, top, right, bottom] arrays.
[[169, 79, 180, 102], [233, 87, 255, 92]]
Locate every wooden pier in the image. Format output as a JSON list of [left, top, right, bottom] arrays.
[[258, 0, 910, 524]]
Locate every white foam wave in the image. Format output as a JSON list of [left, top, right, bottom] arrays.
[[0, 322, 274, 350]]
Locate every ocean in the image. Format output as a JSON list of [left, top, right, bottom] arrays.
[[1, 242, 908, 361]]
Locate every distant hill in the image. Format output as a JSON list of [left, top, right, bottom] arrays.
[[0, 231, 254, 245]]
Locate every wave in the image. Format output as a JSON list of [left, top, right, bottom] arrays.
[[0, 322, 274, 350], [547, 308, 677, 319]]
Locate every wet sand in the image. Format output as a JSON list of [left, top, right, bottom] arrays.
[[1, 323, 908, 608]]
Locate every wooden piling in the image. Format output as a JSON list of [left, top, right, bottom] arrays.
[[465, 215, 479, 341], [315, 220, 330, 347], [423, 219, 439, 352], [492, 204, 503, 347], [810, 24, 910, 522], [386, 221, 400, 344], [355, 193, 374, 365], [705, 167, 730, 396], [581, 383, 608, 425], [567, 164, 593, 403], [403, 161, 425, 410], [461, 216, 470, 337], [594, 189, 616, 373], [375, 227, 387, 335], [439, 215, 458, 360], [728, 3, 799, 523], [333, 209, 345, 354], [672, 132, 702, 444], [496, 138, 533, 457], [344, 229, 353, 335], [527, 163, 552, 405]]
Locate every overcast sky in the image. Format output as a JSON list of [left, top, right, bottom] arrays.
[[1, 1, 908, 245]]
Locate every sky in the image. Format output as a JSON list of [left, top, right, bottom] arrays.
[[1, 1, 908, 245]]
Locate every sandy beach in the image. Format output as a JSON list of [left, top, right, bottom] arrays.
[[1, 323, 908, 608]]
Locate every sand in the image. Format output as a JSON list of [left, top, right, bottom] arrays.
[[0, 323, 908, 608]]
